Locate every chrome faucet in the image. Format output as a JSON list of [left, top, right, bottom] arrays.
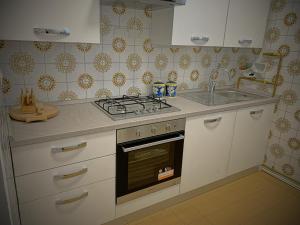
[[208, 63, 233, 96]]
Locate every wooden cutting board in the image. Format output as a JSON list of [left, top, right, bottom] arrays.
[[9, 104, 59, 123]]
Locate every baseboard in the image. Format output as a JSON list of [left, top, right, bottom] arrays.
[[261, 165, 300, 190], [103, 166, 259, 225]]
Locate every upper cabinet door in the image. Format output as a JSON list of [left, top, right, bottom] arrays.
[[151, 0, 229, 46], [224, 0, 271, 48], [0, 0, 100, 43]]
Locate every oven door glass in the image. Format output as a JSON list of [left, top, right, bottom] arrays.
[[116, 132, 184, 198]]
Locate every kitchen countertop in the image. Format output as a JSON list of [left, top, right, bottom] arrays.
[[8, 91, 278, 147]]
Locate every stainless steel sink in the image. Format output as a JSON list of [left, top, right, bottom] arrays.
[[178, 90, 263, 106]]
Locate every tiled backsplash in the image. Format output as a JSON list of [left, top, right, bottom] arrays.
[[0, 0, 299, 183], [262, 0, 300, 184], [0, 2, 260, 105]]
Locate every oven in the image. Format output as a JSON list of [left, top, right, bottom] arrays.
[[116, 119, 185, 204]]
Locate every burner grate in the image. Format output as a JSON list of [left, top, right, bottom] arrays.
[[94, 95, 173, 116]]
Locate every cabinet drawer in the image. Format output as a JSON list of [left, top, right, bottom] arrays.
[[12, 131, 116, 176], [19, 178, 115, 225], [16, 155, 115, 203]]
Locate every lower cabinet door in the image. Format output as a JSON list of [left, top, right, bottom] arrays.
[[228, 104, 274, 176], [180, 111, 236, 193], [19, 178, 115, 225]]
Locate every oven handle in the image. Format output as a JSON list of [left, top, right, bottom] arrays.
[[121, 134, 185, 153]]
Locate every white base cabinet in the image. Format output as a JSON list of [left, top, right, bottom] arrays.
[[181, 104, 274, 193], [19, 178, 115, 225], [228, 104, 274, 175], [180, 111, 236, 193]]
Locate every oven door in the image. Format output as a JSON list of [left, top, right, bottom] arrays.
[[116, 131, 184, 204]]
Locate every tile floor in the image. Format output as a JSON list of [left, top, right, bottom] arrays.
[[127, 172, 300, 225]]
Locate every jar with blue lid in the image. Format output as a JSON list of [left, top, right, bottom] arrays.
[[166, 81, 177, 97], [152, 81, 165, 98]]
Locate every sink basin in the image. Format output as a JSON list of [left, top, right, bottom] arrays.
[[179, 90, 263, 106]]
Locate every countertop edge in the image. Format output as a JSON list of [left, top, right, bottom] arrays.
[[9, 97, 278, 148]]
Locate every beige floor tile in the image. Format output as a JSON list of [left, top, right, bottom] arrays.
[[128, 172, 300, 225]]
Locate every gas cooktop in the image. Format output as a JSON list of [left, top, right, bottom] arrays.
[[93, 95, 180, 120]]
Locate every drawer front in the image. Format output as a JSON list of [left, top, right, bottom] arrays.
[[16, 155, 115, 203], [12, 131, 116, 176], [20, 178, 115, 225]]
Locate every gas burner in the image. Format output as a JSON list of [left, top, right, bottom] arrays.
[[93, 95, 180, 120]]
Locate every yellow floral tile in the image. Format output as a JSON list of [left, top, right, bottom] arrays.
[[112, 2, 127, 15], [1, 77, 10, 94], [190, 70, 200, 81], [100, 15, 112, 36], [33, 41, 52, 52], [58, 90, 78, 101], [78, 73, 94, 89], [10, 52, 35, 75], [127, 86, 141, 96], [55, 53, 76, 73], [143, 38, 154, 53], [38, 74, 56, 91], [127, 53, 142, 71], [142, 72, 153, 85], [155, 53, 168, 70], [168, 70, 178, 82], [112, 72, 126, 87], [113, 37, 127, 53], [76, 43, 92, 53], [95, 88, 112, 98], [94, 53, 112, 73], [144, 6, 152, 18]]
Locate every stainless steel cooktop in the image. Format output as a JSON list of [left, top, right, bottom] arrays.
[[93, 95, 180, 120]]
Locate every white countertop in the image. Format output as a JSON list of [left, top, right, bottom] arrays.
[[9, 93, 278, 147]]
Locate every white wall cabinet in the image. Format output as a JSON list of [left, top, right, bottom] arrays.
[[151, 0, 229, 46], [151, 0, 270, 47], [180, 111, 236, 193], [224, 0, 271, 48], [0, 0, 100, 43], [228, 104, 274, 176]]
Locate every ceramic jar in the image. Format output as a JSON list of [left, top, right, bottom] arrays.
[[153, 81, 165, 98], [166, 81, 177, 97]]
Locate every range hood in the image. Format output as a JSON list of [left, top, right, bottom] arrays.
[[102, 0, 186, 9]]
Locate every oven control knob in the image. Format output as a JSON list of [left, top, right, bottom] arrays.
[[151, 126, 157, 134], [136, 129, 141, 137], [165, 123, 171, 131]]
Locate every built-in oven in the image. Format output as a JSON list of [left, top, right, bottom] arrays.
[[116, 119, 185, 204]]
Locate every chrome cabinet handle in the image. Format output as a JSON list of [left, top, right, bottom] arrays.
[[238, 39, 252, 45], [52, 142, 87, 153], [122, 134, 184, 153], [33, 27, 70, 36], [191, 36, 209, 43], [54, 167, 88, 180], [204, 117, 222, 124], [250, 109, 264, 115], [55, 191, 88, 205]]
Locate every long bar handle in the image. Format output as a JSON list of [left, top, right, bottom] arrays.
[[55, 191, 88, 205], [204, 117, 222, 124], [191, 36, 209, 43], [52, 142, 87, 153], [250, 109, 264, 115], [54, 167, 88, 180], [122, 134, 184, 153], [238, 39, 252, 45]]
